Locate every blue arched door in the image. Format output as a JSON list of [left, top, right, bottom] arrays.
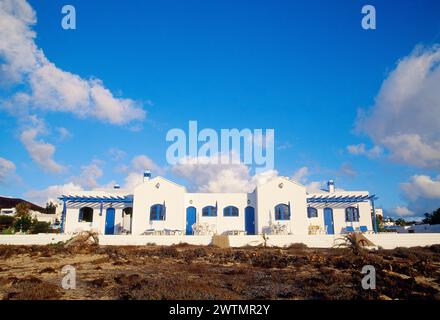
[[324, 208, 334, 234], [105, 208, 115, 235], [245, 206, 255, 235], [186, 207, 196, 235]]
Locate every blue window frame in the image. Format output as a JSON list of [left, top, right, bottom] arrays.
[[275, 204, 290, 220], [202, 206, 217, 217], [345, 207, 359, 222], [223, 206, 239, 217], [307, 207, 318, 218], [150, 204, 165, 221], [78, 207, 93, 223]]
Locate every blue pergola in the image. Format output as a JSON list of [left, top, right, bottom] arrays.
[[307, 194, 377, 203], [307, 194, 379, 233], [58, 195, 133, 233]]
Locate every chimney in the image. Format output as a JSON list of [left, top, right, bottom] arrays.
[[327, 179, 335, 193], [143, 170, 151, 183], [113, 184, 120, 189]]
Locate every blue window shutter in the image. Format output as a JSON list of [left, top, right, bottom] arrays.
[[78, 209, 83, 222]]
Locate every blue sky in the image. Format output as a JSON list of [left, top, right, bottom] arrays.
[[1, 0, 440, 218]]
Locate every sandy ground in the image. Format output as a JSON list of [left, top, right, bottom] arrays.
[[0, 243, 439, 300]]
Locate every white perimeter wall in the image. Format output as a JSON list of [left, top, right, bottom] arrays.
[[1, 234, 439, 249]]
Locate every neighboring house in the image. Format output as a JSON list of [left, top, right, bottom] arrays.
[[59, 173, 379, 236], [0, 196, 58, 225]]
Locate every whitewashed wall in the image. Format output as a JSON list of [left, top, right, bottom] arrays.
[[0, 234, 73, 245], [132, 177, 186, 235], [99, 235, 212, 246], [184, 192, 251, 234], [64, 204, 127, 235], [0, 234, 439, 249], [255, 177, 309, 235]]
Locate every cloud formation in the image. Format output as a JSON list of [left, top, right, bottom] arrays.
[[392, 206, 415, 217], [70, 159, 104, 189], [26, 182, 83, 206], [19, 116, 65, 173], [0, 156, 16, 183], [0, 0, 146, 125], [171, 154, 279, 193], [347, 143, 382, 159], [356, 45, 440, 169]]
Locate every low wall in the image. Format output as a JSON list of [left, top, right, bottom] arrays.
[[0, 234, 73, 245], [0, 233, 438, 249], [98, 235, 212, 246], [365, 233, 440, 249], [228, 234, 440, 249]]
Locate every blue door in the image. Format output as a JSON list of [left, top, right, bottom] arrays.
[[186, 207, 196, 235], [105, 208, 115, 235], [245, 206, 255, 235], [324, 208, 334, 234]]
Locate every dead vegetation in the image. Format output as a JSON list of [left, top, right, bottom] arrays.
[[0, 243, 439, 300]]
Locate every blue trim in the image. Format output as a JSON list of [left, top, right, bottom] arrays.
[[58, 195, 133, 204], [186, 206, 196, 235], [60, 200, 67, 233], [223, 206, 239, 217], [202, 206, 217, 217], [371, 197, 378, 234], [307, 207, 318, 218], [324, 208, 334, 234], [274, 204, 290, 220], [307, 194, 377, 203], [150, 204, 166, 221], [245, 206, 255, 235]]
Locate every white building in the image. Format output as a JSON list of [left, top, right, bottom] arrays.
[[60, 173, 378, 236]]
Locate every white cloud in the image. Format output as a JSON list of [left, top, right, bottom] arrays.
[[356, 44, 440, 169], [122, 155, 164, 189], [19, 117, 65, 173], [0, 0, 146, 125], [0, 156, 16, 183], [108, 148, 127, 161], [339, 163, 357, 177], [172, 153, 279, 193], [70, 159, 104, 189], [401, 175, 440, 201], [305, 180, 326, 193], [390, 174, 440, 218], [347, 143, 382, 159], [392, 206, 415, 217], [56, 127, 72, 141], [291, 166, 309, 183], [26, 182, 83, 206]]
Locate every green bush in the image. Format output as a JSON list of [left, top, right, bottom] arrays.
[[0, 215, 15, 231], [13, 215, 32, 233], [1, 227, 15, 235], [30, 221, 51, 234]]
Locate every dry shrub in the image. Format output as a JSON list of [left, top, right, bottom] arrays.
[[4, 276, 61, 300], [86, 277, 107, 288], [39, 267, 56, 274], [250, 251, 290, 269]]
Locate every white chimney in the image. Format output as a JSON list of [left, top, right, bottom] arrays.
[[143, 170, 151, 183], [113, 184, 120, 189], [327, 179, 335, 193]]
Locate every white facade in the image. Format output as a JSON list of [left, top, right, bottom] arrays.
[[61, 175, 376, 236]]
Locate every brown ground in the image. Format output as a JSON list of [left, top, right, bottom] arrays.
[[0, 243, 439, 300]]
